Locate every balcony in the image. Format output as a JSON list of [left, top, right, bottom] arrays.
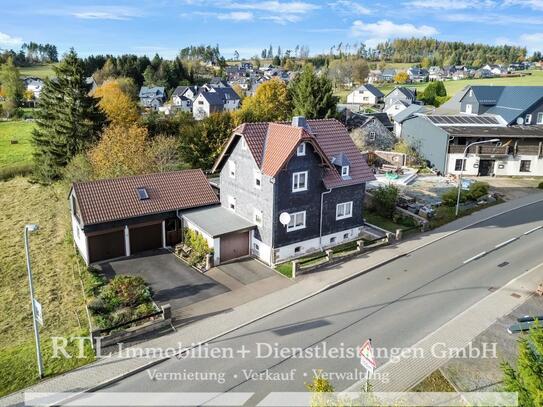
[[448, 144, 510, 156]]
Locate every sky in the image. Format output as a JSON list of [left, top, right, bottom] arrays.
[[1, 0, 543, 59]]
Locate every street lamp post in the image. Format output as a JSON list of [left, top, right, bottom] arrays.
[[455, 139, 500, 217], [24, 223, 44, 378]]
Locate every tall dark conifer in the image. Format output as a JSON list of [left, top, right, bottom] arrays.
[[32, 49, 106, 182], [289, 64, 337, 119]]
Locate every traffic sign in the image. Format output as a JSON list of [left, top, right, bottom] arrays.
[[358, 339, 376, 374], [33, 299, 43, 326]]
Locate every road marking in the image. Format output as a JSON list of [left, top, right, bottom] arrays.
[[495, 237, 518, 249], [463, 251, 487, 264], [524, 225, 542, 235]]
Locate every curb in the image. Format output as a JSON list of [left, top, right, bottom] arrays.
[[12, 195, 543, 406]]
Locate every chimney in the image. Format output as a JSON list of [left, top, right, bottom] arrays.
[[291, 116, 307, 128]]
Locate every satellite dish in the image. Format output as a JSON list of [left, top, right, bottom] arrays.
[[279, 212, 291, 226], [517, 117, 524, 125]]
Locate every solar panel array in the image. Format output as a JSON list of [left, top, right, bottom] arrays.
[[427, 115, 500, 125]]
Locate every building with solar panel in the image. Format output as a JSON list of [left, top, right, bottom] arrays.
[[399, 86, 543, 176]]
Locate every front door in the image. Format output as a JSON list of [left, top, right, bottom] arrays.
[[166, 219, 182, 246], [478, 160, 495, 176]]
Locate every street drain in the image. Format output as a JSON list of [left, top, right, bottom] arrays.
[[498, 261, 509, 268], [511, 293, 521, 298]]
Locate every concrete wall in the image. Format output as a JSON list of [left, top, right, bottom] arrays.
[[401, 116, 449, 173]]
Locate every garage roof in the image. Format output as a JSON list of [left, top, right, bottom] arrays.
[[73, 169, 219, 226], [182, 205, 255, 237]]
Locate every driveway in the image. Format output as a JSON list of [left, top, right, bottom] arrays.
[[95, 249, 229, 309]]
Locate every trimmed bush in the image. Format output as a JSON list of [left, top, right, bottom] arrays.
[[538, 181, 543, 189], [467, 181, 489, 200], [372, 185, 399, 218], [100, 275, 152, 308], [184, 228, 212, 266]]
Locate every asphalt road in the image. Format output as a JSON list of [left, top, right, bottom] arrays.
[[102, 201, 543, 405]]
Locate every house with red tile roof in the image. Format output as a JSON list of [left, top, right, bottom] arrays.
[[211, 116, 375, 265], [70, 116, 374, 267]]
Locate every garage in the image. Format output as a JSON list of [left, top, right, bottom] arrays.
[[220, 231, 250, 263], [130, 223, 163, 254], [88, 229, 125, 263]]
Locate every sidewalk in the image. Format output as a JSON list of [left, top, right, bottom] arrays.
[[2, 192, 543, 407], [344, 262, 543, 393]]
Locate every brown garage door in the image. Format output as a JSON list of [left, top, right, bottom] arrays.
[[220, 231, 249, 263], [130, 223, 162, 254], [88, 230, 125, 263]]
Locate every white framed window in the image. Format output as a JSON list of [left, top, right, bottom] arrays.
[[537, 112, 543, 124], [369, 131, 376, 141], [287, 211, 306, 232], [253, 243, 260, 256], [228, 196, 236, 211], [469, 89, 473, 97], [297, 143, 306, 156], [241, 137, 247, 150], [336, 201, 353, 220], [254, 170, 262, 189], [229, 160, 236, 178], [341, 166, 350, 177], [292, 171, 308, 192], [525, 114, 532, 124], [254, 209, 263, 226]]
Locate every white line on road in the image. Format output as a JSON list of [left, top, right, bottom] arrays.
[[463, 251, 487, 264], [495, 237, 518, 249], [524, 225, 542, 235]]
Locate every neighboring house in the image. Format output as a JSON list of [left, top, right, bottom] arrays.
[[209, 117, 375, 265], [70, 170, 220, 265], [192, 87, 241, 119], [206, 77, 229, 89], [367, 70, 383, 84], [428, 66, 445, 81], [393, 104, 426, 137], [23, 77, 44, 99], [172, 85, 199, 112], [474, 68, 494, 79], [382, 69, 397, 82], [384, 99, 410, 119], [139, 86, 166, 110], [346, 84, 384, 105], [407, 67, 429, 83], [240, 62, 253, 70], [384, 86, 417, 110], [401, 114, 543, 176], [482, 64, 507, 76], [452, 70, 469, 81], [341, 110, 396, 152], [458, 86, 543, 125]]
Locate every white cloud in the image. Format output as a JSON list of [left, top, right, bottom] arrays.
[[217, 11, 254, 21], [440, 13, 543, 25], [0, 32, 23, 47], [328, 1, 371, 15], [494, 32, 543, 53], [66, 6, 142, 20], [224, 1, 319, 14], [405, 0, 495, 9], [503, 0, 543, 10], [351, 19, 438, 41]]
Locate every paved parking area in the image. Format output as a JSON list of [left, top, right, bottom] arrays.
[[217, 258, 277, 285], [95, 249, 229, 309]]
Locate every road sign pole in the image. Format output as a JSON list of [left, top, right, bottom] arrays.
[[25, 226, 44, 378]]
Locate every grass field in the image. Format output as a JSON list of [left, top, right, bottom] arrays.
[[335, 70, 543, 102], [0, 121, 35, 170], [18, 64, 56, 79], [0, 178, 94, 397]]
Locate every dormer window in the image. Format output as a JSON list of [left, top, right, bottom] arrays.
[[137, 188, 149, 200], [297, 143, 306, 156], [341, 166, 350, 177]]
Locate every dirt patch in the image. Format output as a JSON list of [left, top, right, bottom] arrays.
[[440, 294, 543, 392]]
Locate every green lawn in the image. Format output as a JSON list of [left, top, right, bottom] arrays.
[[0, 178, 94, 397], [0, 121, 35, 169], [364, 211, 408, 233], [18, 64, 56, 79]]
